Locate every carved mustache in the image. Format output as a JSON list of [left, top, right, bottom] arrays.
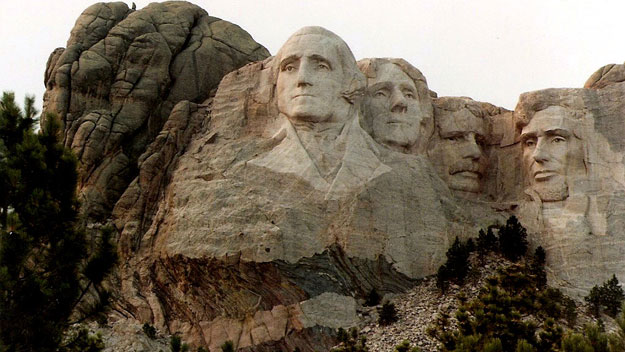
[[449, 160, 483, 176]]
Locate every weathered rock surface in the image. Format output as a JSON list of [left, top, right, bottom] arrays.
[[513, 82, 625, 297], [45, 3, 625, 351], [43, 1, 269, 219], [103, 27, 509, 351]]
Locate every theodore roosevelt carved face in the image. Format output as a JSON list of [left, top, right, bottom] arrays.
[[275, 27, 362, 125], [429, 103, 488, 194], [520, 106, 584, 202], [359, 59, 432, 153]]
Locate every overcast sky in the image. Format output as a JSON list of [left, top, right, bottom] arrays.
[[2, 0, 625, 113]]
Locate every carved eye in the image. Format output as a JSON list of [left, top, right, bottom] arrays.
[[446, 135, 463, 142], [374, 90, 388, 98], [317, 62, 330, 70], [404, 91, 416, 99], [282, 64, 296, 72], [524, 139, 536, 147], [552, 136, 566, 144]]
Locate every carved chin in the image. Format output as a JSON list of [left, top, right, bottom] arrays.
[[448, 173, 481, 193], [533, 181, 569, 202], [377, 129, 417, 149]]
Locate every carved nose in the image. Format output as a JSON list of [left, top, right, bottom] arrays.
[[390, 91, 407, 113], [532, 140, 550, 162], [463, 134, 482, 159], [296, 63, 313, 87]]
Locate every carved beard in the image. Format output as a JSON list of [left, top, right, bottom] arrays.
[[532, 178, 569, 202]]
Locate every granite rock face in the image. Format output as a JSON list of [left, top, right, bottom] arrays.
[[47, 4, 625, 350], [105, 27, 506, 351], [42, 1, 269, 219]]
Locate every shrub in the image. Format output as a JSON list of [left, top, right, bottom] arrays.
[[498, 216, 528, 261], [585, 274, 625, 318], [57, 326, 104, 352], [143, 323, 157, 339], [220, 340, 234, 352], [436, 237, 473, 292], [331, 328, 368, 352], [378, 301, 398, 326], [531, 246, 547, 289], [394, 340, 420, 352], [477, 228, 498, 255], [364, 288, 381, 306], [170, 335, 189, 352]]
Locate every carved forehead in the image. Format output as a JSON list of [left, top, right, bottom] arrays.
[[437, 109, 486, 135], [521, 106, 579, 136], [276, 27, 355, 69], [367, 62, 415, 88], [278, 34, 340, 63]]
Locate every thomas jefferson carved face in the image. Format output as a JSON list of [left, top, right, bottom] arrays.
[[520, 106, 584, 202], [366, 62, 423, 150], [276, 34, 347, 123], [431, 109, 487, 193]]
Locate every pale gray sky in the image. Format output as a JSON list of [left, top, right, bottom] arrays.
[[2, 0, 625, 113]]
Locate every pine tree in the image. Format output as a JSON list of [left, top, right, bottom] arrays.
[[0, 92, 115, 351], [498, 216, 528, 261]]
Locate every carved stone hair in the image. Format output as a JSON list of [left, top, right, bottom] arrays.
[[271, 26, 366, 104]]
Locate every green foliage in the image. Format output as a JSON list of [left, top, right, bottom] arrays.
[[378, 301, 398, 326], [585, 324, 609, 352], [516, 339, 536, 352], [364, 288, 381, 307], [197, 347, 208, 352], [436, 237, 473, 292], [143, 323, 157, 339], [220, 340, 234, 352], [394, 340, 420, 352], [170, 335, 189, 352], [562, 333, 595, 352], [0, 92, 113, 351], [608, 303, 625, 351], [432, 257, 582, 351], [497, 216, 528, 261], [585, 275, 625, 318], [331, 328, 368, 352], [57, 326, 104, 352], [477, 228, 498, 255], [531, 246, 547, 289]]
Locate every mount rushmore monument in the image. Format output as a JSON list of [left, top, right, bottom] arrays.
[[41, 2, 625, 350]]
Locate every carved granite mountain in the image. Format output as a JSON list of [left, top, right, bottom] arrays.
[[42, 1, 269, 219], [43, 3, 625, 351], [105, 26, 507, 351]]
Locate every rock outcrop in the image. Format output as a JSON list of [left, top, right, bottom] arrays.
[[42, 1, 269, 219], [44, 3, 625, 351]]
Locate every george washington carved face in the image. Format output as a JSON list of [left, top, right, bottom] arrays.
[[274, 27, 362, 125]]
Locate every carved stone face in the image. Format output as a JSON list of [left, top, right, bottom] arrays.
[[276, 34, 346, 123], [431, 109, 487, 193], [366, 62, 422, 150], [520, 106, 584, 202]]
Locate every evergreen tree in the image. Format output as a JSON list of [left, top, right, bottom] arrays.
[[585, 275, 625, 318], [436, 237, 473, 292], [0, 92, 114, 351], [498, 216, 528, 261], [477, 228, 498, 255], [378, 301, 398, 325]]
